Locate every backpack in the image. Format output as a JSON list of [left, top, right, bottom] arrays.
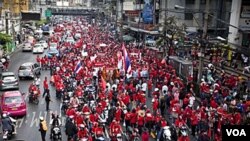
[[41, 121, 48, 131]]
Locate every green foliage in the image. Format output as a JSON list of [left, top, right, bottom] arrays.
[[36, 19, 48, 26], [0, 33, 12, 45], [157, 16, 187, 47]]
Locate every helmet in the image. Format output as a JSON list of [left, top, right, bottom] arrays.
[[2, 113, 7, 118], [39, 116, 44, 121]]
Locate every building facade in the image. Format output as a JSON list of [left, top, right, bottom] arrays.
[[3, 0, 29, 16], [117, 0, 250, 48]]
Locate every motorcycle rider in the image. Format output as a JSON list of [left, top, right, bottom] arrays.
[[109, 120, 123, 140], [50, 113, 62, 139], [77, 124, 89, 140], [1, 113, 16, 134]]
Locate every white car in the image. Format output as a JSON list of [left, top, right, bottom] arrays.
[[39, 40, 48, 49], [33, 44, 44, 54]]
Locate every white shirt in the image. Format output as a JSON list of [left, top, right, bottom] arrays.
[[112, 84, 117, 91], [141, 82, 147, 92], [162, 85, 168, 94], [189, 96, 195, 106], [106, 82, 111, 91]]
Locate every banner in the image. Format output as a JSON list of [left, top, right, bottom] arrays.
[[142, 0, 153, 24]]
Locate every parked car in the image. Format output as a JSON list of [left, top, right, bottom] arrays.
[[0, 72, 19, 91], [32, 43, 44, 54], [22, 42, 33, 52], [46, 48, 60, 58], [39, 40, 48, 49], [0, 91, 27, 117], [18, 62, 41, 79]]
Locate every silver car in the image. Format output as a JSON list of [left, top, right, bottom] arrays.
[[18, 62, 41, 79], [0, 72, 19, 91]]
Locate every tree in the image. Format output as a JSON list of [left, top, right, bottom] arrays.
[[156, 16, 187, 55]]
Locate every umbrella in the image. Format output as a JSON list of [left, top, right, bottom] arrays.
[[123, 35, 134, 42]]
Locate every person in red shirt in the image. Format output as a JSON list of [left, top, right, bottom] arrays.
[[141, 129, 149, 141], [161, 118, 167, 127], [95, 124, 104, 138], [152, 97, 159, 115], [43, 77, 49, 97], [124, 109, 131, 130], [175, 116, 185, 128], [130, 109, 137, 128], [77, 124, 89, 139], [66, 107, 76, 118], [36, 55, 41, 66], [191, 111, 198, 136], [115, 107, 122, 122], [75, 113, 84, 126], [147, 80, 153, 98], [152, 88, 160, 99], [109, 120, 122, 138]]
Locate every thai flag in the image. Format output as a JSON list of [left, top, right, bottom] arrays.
[[74, 60, 83, 74], [117, 51, 123, 70], [122, 43, 131, 74]]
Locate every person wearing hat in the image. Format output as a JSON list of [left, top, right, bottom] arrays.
[[39, 117, 47, 141], [153, 88, 160, 99], [77, 124, 89, 140]]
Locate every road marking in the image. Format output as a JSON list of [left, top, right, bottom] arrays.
[[16, 110, 66, 128], [59, 103, 62, 117], [24, 93, 29, 101], [17, 118, 24, 128], [30, 112, 40, 127]]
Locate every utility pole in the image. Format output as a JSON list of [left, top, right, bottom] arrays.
[[120, 0, 123, 42], [5, 11, 9, 35], [153, 0, 156, 25], [198, 0, 209, 84]]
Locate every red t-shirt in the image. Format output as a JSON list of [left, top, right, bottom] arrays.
[[141, 132, 149, 141]]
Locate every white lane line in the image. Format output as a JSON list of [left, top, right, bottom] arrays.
[[24, 93, 29, 101], [59, 103, 62, 117], [30, 111, 40, 127]]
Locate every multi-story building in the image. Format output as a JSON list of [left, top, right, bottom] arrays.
[[3, 0, 29, 16], [115, 0, 249, 49]]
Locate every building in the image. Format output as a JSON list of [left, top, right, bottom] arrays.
[[3, 0, 29, 16], [116, 0, 250, 49], [229, 0, 250, 48]]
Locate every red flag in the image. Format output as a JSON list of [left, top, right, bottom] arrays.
[[101, 76, 106, 90]]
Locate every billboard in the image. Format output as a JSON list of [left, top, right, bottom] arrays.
[[142, 0, 153, 24], [21, 11, 41, 21]]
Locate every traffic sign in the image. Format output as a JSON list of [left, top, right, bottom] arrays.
[[45, 9, 52, 17]]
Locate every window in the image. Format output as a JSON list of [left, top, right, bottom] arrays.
[[186, 0, 195, 4], [185, 13, 193, 20], [5, 96, 22, 104]]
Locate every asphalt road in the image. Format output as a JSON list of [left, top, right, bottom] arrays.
[[0, 48, 67, 141]]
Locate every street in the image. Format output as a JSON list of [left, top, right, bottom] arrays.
[[0, 47, 198, 141], [0, 48, 67, 141]]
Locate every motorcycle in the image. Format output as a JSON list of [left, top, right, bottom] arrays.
[[2, 116, 16, 140], [51, 124, 62, 141], [28, 92, 39, 105]]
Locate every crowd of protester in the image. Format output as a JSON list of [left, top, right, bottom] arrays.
[[34, 17, 250, 141]]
